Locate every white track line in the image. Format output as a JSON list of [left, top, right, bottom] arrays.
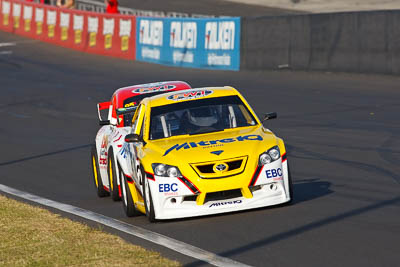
[[0, 42, 16, 47], [0, 184, 251, 267]]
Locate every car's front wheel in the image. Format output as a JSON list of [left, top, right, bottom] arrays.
[[91, 144, 109, 197], [142, 168, 156, 222], [107, 149, 121, 201], [120, 168, 140, 217]]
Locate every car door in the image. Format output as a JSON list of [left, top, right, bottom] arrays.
[[129, 104, 146, 189], [98, 96, 117, 187]]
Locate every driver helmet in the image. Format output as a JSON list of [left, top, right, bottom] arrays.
[[187, 106, 218, 127]]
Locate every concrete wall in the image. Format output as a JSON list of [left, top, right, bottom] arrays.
[[241, 10, 400, 74]]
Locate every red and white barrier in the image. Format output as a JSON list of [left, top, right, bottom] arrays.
[[0, 0, 136, 59]]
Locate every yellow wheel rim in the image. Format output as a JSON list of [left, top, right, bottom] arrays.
[[109, 160, 113, 191], [92, 156, 98, 188]]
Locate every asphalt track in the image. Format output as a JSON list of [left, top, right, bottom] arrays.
[[1, 30, 399, 266]]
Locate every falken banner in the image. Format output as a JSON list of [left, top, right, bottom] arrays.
[[136, 17, 240, 71]]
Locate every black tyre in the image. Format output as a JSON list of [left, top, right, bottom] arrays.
[[120, 168, 140, 217], [107, 149, 121, 201], [142, 167, 156, 222], [91, 144, 109, 197]]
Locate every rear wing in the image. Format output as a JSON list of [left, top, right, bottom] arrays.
[[97, 101, 111, 125], [97, 101, 110, 120]]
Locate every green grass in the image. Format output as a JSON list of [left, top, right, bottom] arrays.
[[0, 195, 180, 267]]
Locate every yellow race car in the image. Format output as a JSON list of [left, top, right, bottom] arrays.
[[117, 86, 293, 221]]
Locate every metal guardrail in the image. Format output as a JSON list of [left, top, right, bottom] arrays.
[[33, 0, 215, 18]]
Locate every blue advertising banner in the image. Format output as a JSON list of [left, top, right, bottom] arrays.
[[136, 17, 240, 71]]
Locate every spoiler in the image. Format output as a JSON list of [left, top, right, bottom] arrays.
[[97, 101, 110, 122]]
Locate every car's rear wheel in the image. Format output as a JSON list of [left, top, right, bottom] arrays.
[[91, 144, 109, 197], [120, 168, 140, 217], [142, 168, 156, 222], [107, 149, 121, 201]]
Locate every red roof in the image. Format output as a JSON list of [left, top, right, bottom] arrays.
[[110, 81, 192, 127], [113, 81, 192, 109]]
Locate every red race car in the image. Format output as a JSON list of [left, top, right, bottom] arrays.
[[91, 81, 192, 200]]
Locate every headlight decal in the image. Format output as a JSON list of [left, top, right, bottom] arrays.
[[248, 165, 263, 187], [145, 172, 155, 181], [282, 153, 287, 163], [123, 173, 134, 183], [177, 176, 201, 195]]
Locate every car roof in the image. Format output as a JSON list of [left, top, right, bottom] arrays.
[[113, 81, 192, 109], [142, 86, 240, 108]]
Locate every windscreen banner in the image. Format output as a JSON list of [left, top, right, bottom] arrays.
[[0, 0, 136, 59], [136, 17, 240, 70]]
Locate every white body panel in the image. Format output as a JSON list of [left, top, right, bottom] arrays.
[[145, 158, 291, 220], [95, 125, 131, 191]]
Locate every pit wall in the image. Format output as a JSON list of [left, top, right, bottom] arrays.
[[135, 17, 240, 70], [241, 11, 400, 74], [0, 0, 241, 70], [2, 0, 400, 74], [0, 0, 136, 59]]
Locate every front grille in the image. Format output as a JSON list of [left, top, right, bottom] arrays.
[[227, 160, 242, 170], [190, 156, 248, 178], [204, 189, 242, 203], [183, 195, 197, 202], [197, 164, 214, 173]]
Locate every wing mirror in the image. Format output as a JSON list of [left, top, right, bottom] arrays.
[[262, 112, 277, 122], [125, 133, 141, 143]]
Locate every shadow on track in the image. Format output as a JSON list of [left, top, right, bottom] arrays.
[[287, 144, 400, 185], [0, 144, 91, 166], [185, 196, 400, 267], [291, 178, 332, 204], [160, 178, 333, 227]]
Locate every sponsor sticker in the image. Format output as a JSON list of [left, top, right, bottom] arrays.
[[124, 102, 136, 108], [99, 136, 108, 166], [163, 134, 263, 156], [159, 183, 178, 193], [173, 50, 194, 64], [167, 89, 212, 101], [141, 47, 160, 60], [207, 53, 231, 66], [133, 84, 176, 94], [170, 21, 197, 49], [73, 15, 83, 44], [12, 3, 21, 29], [2, 1, 11, 26], [35, 8, 44, 35], [209, 199, 242, 208], [119, 142, 131, 159], [88, 17, 98, 47], [103, 18, 114, 49], [23, 5, 32, 32], [60, 12, 70, 41], [205, 21, 235, 50], [119, 19, 131, 52], [139, 19, 163, 46], [46, 10, 56, 38], [265, 168, 283, 179]]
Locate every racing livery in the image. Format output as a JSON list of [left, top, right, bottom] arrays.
[[91, 81, 192, 201], [118, 86, 293, 221]]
